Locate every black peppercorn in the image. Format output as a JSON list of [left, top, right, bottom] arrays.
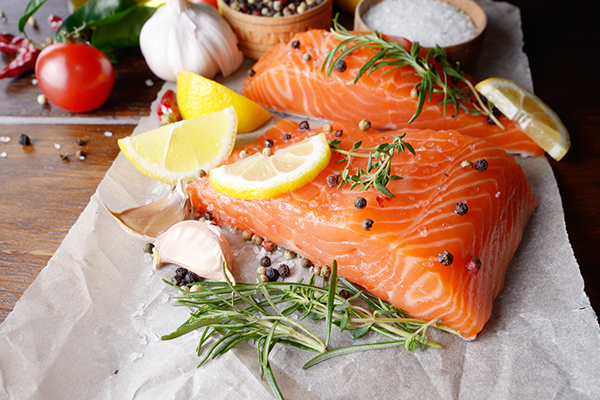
[[467, 255, 482, 273], [75, 138, 86, 146], [143, 242, 155, 254], [283, 133, 291, 141], [354, 197, 367, 209], [248, 69, 256, 77], [264, 138, 274, 148], [278, 264, 290, 278], [266, 267, 279, 281], [299, 120, 309, 130], [300, 258, 313, 268], [176, 267, 188, 277], [291, 40, 300, 49], [451, 76, 459, 85], [438, 250, 454, 266], [260, 256, 272, 267], [204, 211, 213, 220], [326, 174, 339, 187], [455, 202, 468, 215], [334, 129, 343, 137], [171, 275, 184, 286], [18, 134, 31, 146], [361, 218, 373, 231], [334, 60, 347, 72], [186, 271, 201, 284], [475, 159, 488, 172]]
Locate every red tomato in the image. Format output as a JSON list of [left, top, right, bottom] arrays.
[[189, 0, 218, 8], [35, 43, 115, 113]]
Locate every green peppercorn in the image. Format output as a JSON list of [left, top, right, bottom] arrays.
[[358, 119, 371, 131]]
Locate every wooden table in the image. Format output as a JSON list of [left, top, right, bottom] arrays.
[[1, 0, 598, 324]]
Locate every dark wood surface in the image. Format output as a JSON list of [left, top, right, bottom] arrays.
[[1, 0, 598, 323]]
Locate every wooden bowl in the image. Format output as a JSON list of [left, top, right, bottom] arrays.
[[218, 0, 333, 60], [354, 0, 487, 71]]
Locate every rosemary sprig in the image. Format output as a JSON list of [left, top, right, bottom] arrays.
[[322, 15, 502, 128], [163, 262, 460, 399], [329, 134, 415, 198]]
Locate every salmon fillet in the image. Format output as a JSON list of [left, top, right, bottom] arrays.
[[188, 120, 536, 339], [242, 29, 544, 157]]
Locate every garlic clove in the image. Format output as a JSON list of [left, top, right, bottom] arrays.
[[102, 180, 193, 240], [153, 220, 236, 285]]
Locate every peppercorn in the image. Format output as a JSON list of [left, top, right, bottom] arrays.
[[264, 138, 274, 148], [76, 150, 86, 160], [18, 134, 31, 146], [475, 159, 488, 172], [37, 94, 47, 105], [259, 274, 269, 283], [450, 76, 459, 85], [354, 197, 367, 209], [186, 271, 201, 284], [301, 258, 313, 268], [204, 211, 213, 221], [358, 119, 371, 131], [461, 160, 473, 168], [302, 53, 311, 62], [299, 120, 309, 130], [172, 275, 184, 286], [322, 124, 332, 133], [251, 234, 263, 245], [334, 60, 347, 72], [180, 285, 190, 292], [242, 230, 253, 241], [283, 133, 291, 141], [326, 174, 339, 187], [266, 267, 279, 281], [361, 218, 373, 231], [262, 148, 272, 156], [410, 88, 419, 99], [176, 267, 188, 277], [455, 202, 468, 215], [143, 242, 154, 254], [467, 255, 482, 273], [319, 265, 331, 277], [313, 265, 321, 276], [75, 138, 86, 146], [190, 284, 202, 292], [334, 129, 343, 137], [278, 264, 290, 278], [197, 169, 207, 178], [257, 266, 267, 275], [339, 289, 351, 299], [239, 150, 249, 159], [291, 40, 300, 49], [284, 249, 296, 259], [260, 256, 272, 267], [438, 250, 454, 266], [248, 69, 256, 77]]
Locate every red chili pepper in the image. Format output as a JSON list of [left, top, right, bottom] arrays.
[[0, 34, 41, 79], [157, 90, 181, 124], [47, 14, 64, 31]]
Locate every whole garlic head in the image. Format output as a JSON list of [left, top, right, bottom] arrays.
[[140, 0, 243, 81], [153, 220, 235, 284]]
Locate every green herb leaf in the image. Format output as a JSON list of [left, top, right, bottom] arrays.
[[19, 0, 47, 36]]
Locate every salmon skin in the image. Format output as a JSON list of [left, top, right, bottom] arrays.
[[188, 120, 536, 339], [242, 29, 544, 158]]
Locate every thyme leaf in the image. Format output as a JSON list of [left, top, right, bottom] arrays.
[[329, 134, 415, 197], [323, 15, 503, 128], [163, 262, 461, 399]]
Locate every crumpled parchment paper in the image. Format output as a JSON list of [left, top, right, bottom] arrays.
[[1, 1, 599, 399]]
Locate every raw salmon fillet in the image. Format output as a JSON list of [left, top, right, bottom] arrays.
[[242, 29, 544, 157], [188, 120, 536, 339]]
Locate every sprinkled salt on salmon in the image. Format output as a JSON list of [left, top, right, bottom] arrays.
[[242, 29, 544, 157], [188, 120, 536, 339]]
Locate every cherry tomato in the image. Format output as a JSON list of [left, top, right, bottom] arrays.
[[35, 43, 114, 113]]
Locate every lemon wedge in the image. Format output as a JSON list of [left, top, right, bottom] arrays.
[[177, 70, 272, 134], [475, 78, 570, 161], [210, 133, 332, 200], [118, 107, 237, 184]]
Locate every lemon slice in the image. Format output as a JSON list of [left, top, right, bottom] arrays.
[[475, 78, 570, 161], [210, 133, 332, 200], [177, 70, 272, 134], [118, 107, 237, 184]]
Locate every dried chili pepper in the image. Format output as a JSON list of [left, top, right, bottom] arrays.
[[0, 33, 41, 79], [157, 90, 181, 124], [47, 14, 64, 31]]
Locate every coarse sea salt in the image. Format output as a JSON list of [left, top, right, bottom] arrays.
[[363, 0, 478, 48]]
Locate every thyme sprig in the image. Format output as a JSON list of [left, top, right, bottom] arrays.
[[321, 15, 502, 128], [163, 262, 460, 399], [329, 134, 415, 198]]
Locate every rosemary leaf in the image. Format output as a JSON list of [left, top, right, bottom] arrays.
[[302, 340, 406, 369]]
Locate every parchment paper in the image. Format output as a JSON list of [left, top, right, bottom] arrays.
[[1, 1, 599, 399]]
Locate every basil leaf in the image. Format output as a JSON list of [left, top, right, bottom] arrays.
[[91, 6, 156, 50], [19, 0, 47, 34]]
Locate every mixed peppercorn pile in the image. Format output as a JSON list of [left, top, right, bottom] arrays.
[[223, 0, 327, 17]]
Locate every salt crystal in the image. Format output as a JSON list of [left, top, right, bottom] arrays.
[[54, 143, 61, 150], [363, 0, 478, 48], [145, 79, 154, 87], [31, 78, 38, 85], [0, 136, 10, 143], [495, 191, 501, 198], [0, 152, 7, 158], [104, 131, 113, 137]]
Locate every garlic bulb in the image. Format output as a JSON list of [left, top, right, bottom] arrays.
[[139, 0, 243, 81], [153, 220, 235, 284], [101, 180, 193, 240]]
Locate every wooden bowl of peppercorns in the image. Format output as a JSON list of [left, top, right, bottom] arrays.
[[218, 0, 333, 60]]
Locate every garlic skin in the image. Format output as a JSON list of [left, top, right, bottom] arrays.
[[139, 0, 244, 81], [102, 180, 193, 240], [153, 220, 235, 284]]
